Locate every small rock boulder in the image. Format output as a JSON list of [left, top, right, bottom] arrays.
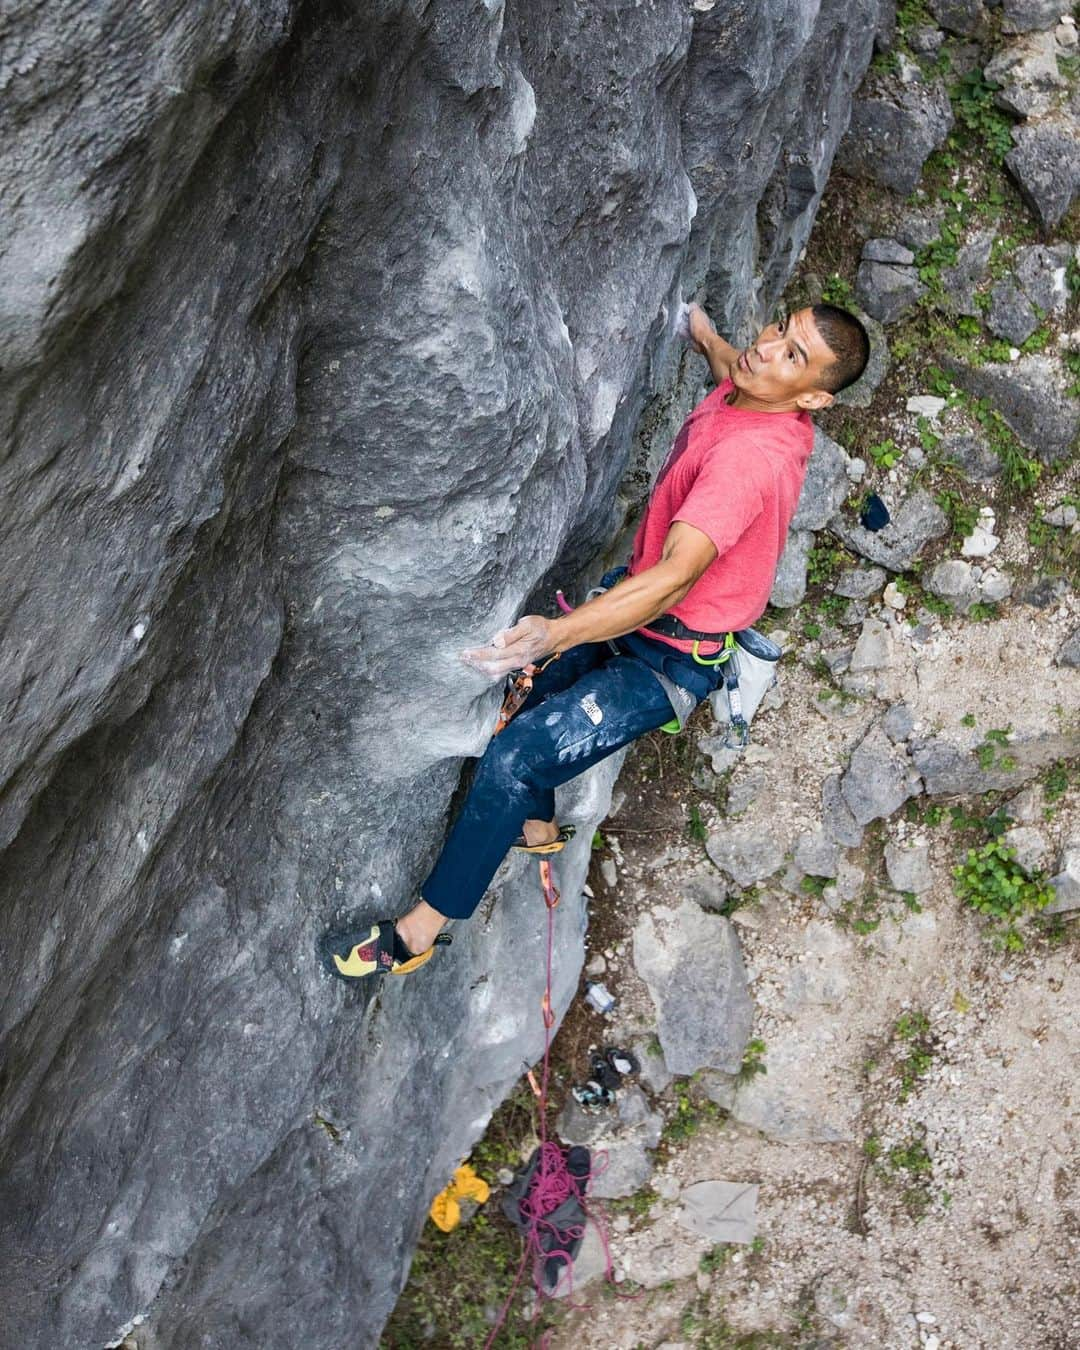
[[1005, 104, 1080, 230], [1044, 843, 1080, 915], [632, 900, 753, 1076], [830, 489, 948, 572], [769, 528, 815, 609], [1002, 0, 1066, 35], [941, 353, 1080, 464], [837, 79, 954, 196], [885, 839, 934, 893], [792, 429, 853, 531], [1054, 628, 1080, 668], [984, 30, 1066, 119], [676, 1181, 758, 1245], [840, 723, 921, 826]]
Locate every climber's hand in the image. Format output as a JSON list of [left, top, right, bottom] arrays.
[[460, 614, 554, 679], [687, 302, 716, 356]]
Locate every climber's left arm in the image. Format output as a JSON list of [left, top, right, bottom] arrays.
[[460, 522, 717, 678]]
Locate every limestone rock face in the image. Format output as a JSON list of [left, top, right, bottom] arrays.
[[0, 2, 887, 1345]]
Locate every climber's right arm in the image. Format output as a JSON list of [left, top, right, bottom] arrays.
[[687, 303, 741, 385]]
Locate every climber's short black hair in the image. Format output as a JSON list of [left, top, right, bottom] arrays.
[[810, 303, 871, 394]]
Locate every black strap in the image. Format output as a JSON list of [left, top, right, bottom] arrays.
[[642, 613, 729, 643]]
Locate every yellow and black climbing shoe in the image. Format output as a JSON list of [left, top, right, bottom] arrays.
[[510, 823, 576, 855], [318, 920, 451, 983]]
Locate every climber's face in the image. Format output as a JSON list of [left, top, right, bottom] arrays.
[[731, 307, 836, 411]]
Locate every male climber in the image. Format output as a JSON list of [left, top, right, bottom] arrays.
[[320, 301, 870, 980]]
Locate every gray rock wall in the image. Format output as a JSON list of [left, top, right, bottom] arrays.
[[0, 2, 885, 1345]]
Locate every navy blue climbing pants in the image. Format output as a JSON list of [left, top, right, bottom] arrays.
[[420, 622, 722, 922]]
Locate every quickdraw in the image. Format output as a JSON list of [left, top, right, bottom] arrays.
[[492, 652, 561, 738]]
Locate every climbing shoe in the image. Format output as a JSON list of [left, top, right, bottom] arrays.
[[318, 920, 451, 983], [510, 823, 576, 855]]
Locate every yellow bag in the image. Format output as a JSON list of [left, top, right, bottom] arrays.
[[429, 1164, 491, 1233]]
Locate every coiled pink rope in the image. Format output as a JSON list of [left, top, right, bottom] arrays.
[[482, 864, 615, 1348]]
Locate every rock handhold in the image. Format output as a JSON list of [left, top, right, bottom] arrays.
[[632, 900, 753, 1077], [676, 1180, 758, 1245], [837, 79, 954, 196], [830, 489, 948, 572], [840, 723, 921, 826], [941, 353, 1080, 464]]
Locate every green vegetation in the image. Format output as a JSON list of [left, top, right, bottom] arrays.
[[611, 1186, 660, 1220], [949, 69, 1015, 165], [975, 726, 1016, 773], [699, 1243, 732, 1274], [821, 271, 856, 307], [739, 1037, 768, 1083], [688, 802, 708, 843], [886, 1133, 936, 1219], [1043, 761, 1072, 806], [383, 1206, 549, 1348], [806, 542, 849, 586], [952, 838, 1054, 951], [894, 1009, 935, 1101], [868, 437, 902, 470], [678, 1302, 797, 1349], [934, 486, 979, 540], [663, 1076, 722, 1144]]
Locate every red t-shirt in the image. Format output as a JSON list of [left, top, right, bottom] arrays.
[[627, 376, 814, 653]]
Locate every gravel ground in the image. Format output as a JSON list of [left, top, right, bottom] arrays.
[[541, 604, 1080, 1350]]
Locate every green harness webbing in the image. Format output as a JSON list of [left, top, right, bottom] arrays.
[[658, 633, 737, 734]]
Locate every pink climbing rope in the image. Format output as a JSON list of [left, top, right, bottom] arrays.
[[481, 630, 627, 1348], [482, 859, 617, 1349]]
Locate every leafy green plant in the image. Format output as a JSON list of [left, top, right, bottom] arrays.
[[821, 272, 856, 307], [952, 839, 1053, 950], [1043, 761, 1070, 804], [935, 488, 979, 540], [949, 69, 1015, 165], [688, 803, 707, 844], [663, 1078, 721, 1144], [868, 437, 902, 470], [807, 543, 849, 586], [739, 1038, 767, 1083], [894, 1009, 935, 1101]]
